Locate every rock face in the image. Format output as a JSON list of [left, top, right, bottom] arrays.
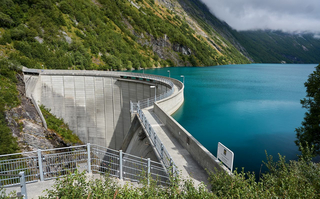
[[5, 73, 68, 152], [135, 32, 193, 66], [172, 43, 192, 55]]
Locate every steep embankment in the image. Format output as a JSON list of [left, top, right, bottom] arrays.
[[0, 0, 250, 71], [0, 59, 82, 154]]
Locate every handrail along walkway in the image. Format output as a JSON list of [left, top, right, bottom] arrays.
[[0, 143, 170, 190]]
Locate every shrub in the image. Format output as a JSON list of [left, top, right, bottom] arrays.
[[40, 106, 82, 145]]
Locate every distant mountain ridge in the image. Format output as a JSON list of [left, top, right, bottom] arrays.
[[176, 0, 320, 64]]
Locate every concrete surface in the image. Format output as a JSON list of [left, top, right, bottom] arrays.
[[121, 116, 158, 161], [142, 109, 210, 187], [153, 103, 224, 174], [21, 68, 225, 193], [24, 70, 171, 150]]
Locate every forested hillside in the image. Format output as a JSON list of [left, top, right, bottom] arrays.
[[233, 30, 320, 63], [177, 0, 320, 64], [0, 0, 250, 71]]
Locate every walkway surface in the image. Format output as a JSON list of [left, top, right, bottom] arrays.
[[142, 108, 210, 187]]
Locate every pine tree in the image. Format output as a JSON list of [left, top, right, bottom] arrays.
[[295, 64, 320, 155]]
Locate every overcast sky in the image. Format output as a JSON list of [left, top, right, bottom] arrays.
[[200, 0, 320, 34]]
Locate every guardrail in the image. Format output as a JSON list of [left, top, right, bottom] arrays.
[[136, 104, 178, 176], [0, 143, 170, 189]]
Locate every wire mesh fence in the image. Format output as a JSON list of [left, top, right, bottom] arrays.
[[90, 145, 120, 178], [0, 143, 171, 188], [0, 151, 39, 187], [41, 145, 88, 180]]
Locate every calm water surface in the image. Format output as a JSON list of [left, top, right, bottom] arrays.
[[133, 64, 317, 175]]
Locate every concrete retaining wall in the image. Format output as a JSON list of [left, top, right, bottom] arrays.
[[24, 71, 171, 150], [153, 103, 222, 174]]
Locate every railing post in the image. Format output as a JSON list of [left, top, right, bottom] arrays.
[[87, 143, 91, 173], [119, 150, 123, 180], [170, 157, 174, 174], [161, 144, 164, 160], [147, 158, 150, 186], [19, 171, 27, 199], [37, 149, 44, 181], [149, 125, 152, 135], [147, 98, 149, 107]]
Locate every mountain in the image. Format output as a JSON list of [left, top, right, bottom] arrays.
[[176, 0, 320, 64], [232, 30, 320, 64], [0, 0, 251, 71]]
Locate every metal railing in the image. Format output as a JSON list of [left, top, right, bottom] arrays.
[[0, 172, 27, 199], [0, 143, 171, 189], [136, 104, 178, 176], [113, 73, 174, 112]]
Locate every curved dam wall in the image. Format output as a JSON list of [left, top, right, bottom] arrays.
[[23, 69, 172, 150], [154, 79, 223, 174]]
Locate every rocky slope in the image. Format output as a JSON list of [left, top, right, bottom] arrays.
[[5, 73, 70, 152]]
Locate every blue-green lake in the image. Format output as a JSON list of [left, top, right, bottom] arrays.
[[134, 64, 317, 175]]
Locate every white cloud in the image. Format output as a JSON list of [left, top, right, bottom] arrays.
[[200, 0, 320, 33]]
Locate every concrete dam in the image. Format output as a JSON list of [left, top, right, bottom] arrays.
[[23, 68, 224, 185]]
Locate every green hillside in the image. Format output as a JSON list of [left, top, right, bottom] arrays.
[[177, 0, 320, 64], [0, 0, 250, 71], [233, 30, 320, 63]]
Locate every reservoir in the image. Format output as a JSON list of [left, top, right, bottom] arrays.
[[133, 64, 317, 175]]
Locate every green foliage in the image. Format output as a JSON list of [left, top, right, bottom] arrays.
[[0, 11, 14, 27], [209, 149, 320, 198], [31, 148, 319, 198], [40, 105, 82, 145], [295, 64, 320, 155], [0, 0, 249, 70], [0, 59, 20, 155], [40, 170, 215, 199], [234, 30, 320, 63]]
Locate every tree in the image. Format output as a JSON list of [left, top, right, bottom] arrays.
[[295, 64, 320, 155]]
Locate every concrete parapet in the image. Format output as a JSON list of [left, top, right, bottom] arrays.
[[153, 103, 223, 174], [156, 78, 184, 115]]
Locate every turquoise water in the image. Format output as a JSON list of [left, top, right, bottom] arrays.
[[133, 64, 317, 175]]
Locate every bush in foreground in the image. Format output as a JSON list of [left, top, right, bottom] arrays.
[[40, 171, 214, 199], [39, 146, 319, 199], [209, 145, 320, 198], [1, 146, 319, 198]]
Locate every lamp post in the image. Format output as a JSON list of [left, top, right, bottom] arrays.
[[150, 86, 156, 102], [180, 75, 185, 84], [167, 70, 170, 78]]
